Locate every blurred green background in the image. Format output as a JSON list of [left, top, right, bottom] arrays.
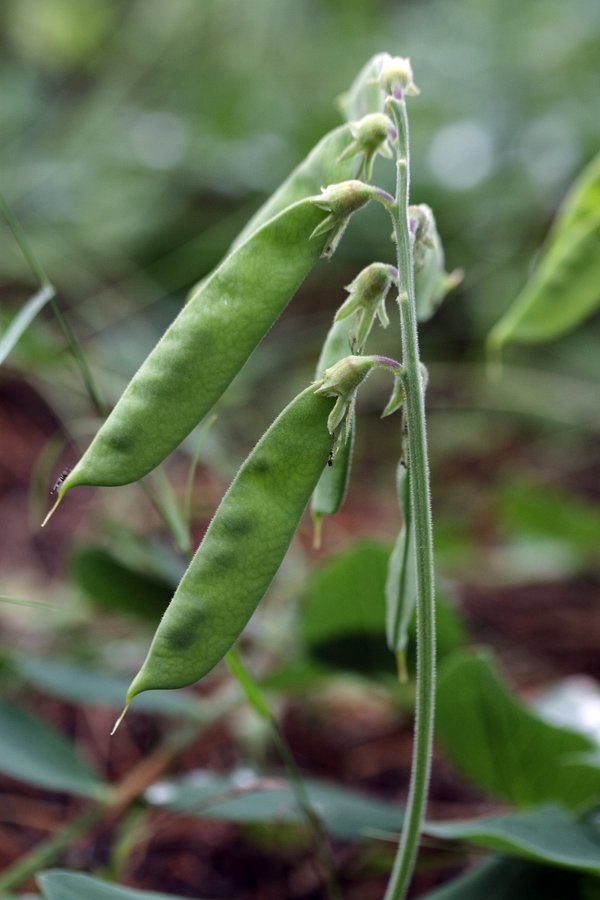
[[1, 2, 600, 897]]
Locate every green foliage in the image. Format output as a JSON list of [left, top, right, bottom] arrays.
[[70, 545, 173, 621], [422, 856, 580, 900], [436, 650, 600, 809], [144, 769, 404, 841], [0, 701, 106, 799], [38, 870, 192, 900], [489, 149, 600, 349], [426, 806, 600, 874]]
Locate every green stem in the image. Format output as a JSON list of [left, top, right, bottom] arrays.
[[0, 805, 104, 893], [383, 95, 436, 900], [226, 650, 341, 900], [0, 191, 106, 418]]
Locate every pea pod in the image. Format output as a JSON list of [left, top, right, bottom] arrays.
[[310, 317, 354, 546], [385, 464, 418, 682], [52, 200, 331, 499], [488, 208, 600, 348], [124, 384, 335, 701], [231, 124, 355, 251]]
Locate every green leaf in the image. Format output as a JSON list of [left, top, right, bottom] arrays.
[[425, 805, 600, 873], [421, 855, 580, 899], [0, 284, 54, 366], [302, 541, 464, 677], [488, 208, 600, 348], [38, 870, 194, 900], [0, 701, 105, 798], [436, 650, 600, 808], [145, 770, 404, 841], [550, 150, 600, 240], [499, 479, 600, 560], [70, 544, 174, 622], [14, 656, 202, 718]]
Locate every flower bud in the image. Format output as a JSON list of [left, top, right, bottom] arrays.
[[379, 56, 419, 99], [311, 180, 393, 259], [338, 113, 396, 179], [335, 262, 397, 351]]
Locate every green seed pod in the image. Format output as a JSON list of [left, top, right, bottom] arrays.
[[231, 124, 356, 252], [410, 204, 462, 322], [310, 316, 354, 547], [124, 384, 335, 700], [549, 148, 600, 240], [385, 464, 418, 682], [338, 52, 390, 121], [47, 199, 339, 511]]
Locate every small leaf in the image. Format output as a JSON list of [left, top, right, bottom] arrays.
[[436, 650, 600, 808], [425, 805, 600, 873], [488, 208, 600, 348], [0, 701, 105, 798], [0, 284, 54, 366], [70, 544, 174, 622], [38, 870, 195, 900], [421, 855, 580, 899]]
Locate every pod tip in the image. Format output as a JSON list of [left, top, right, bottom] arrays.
[[41, 494, 63, 528], [396, 650, 408, 684], [110, 702, 130, 736], [312, 514, 323, 550]]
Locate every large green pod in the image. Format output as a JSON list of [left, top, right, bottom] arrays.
[[58, 200, 329, 493], [126, 385, 334, 699]]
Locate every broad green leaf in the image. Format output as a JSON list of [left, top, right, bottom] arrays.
[[488, 208, 600, 347], [38, 870, 194, 900], [0, 701, 105, 798], [551, 150, 600, 239], [422, 855, 580, 899], [14, 657, 202, 718], [70, 544, 173, 621], [302, 541, 392, 675], [0, 284, 54, 366], [436, 650, 600, 809], [302, 541, 464, 677], [425, 805, 600, 873], [145, 769, 404, 841]]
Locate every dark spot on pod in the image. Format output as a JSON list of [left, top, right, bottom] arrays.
[[51, 467, 72, 495], [246, 453, 270, 477], [163, 623, 197, 651], [222, 513, 252, 537]]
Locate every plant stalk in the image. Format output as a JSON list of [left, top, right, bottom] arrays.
[[383, 95, 437, 900]]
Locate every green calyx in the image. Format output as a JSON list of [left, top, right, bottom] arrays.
[[338, 112, 396, 180], [335, 261, 398, 351], [314, 353, 403, 455], [311, 179, 394, 258]]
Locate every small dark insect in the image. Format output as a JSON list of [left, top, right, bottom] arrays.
[[51, 467, 71, 496], [327, 448, 335, 467]]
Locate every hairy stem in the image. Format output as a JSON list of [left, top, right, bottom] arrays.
[[383, 95, 437, 900]]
